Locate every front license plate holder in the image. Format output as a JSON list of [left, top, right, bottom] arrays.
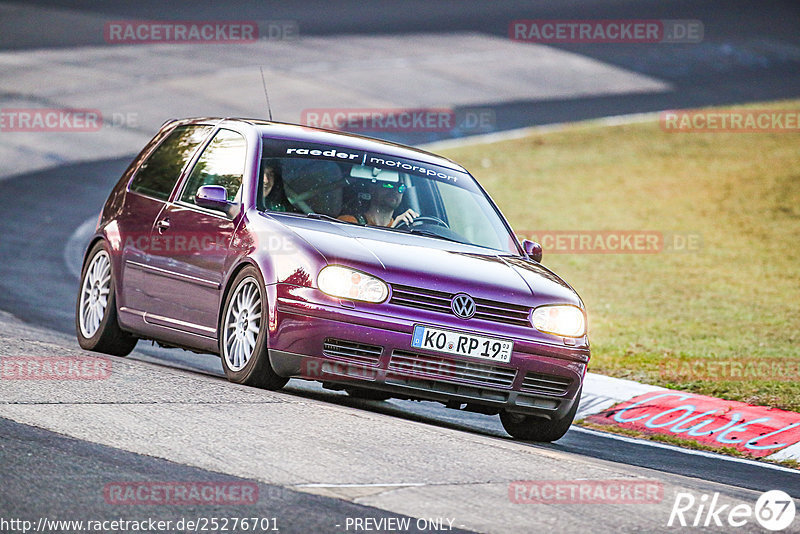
[[411, 325, 513, 363]]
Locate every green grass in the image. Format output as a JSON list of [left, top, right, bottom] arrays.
[[440, 100, 800, 411]]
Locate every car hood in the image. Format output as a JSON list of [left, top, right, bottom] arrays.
[[269, 215, 582, 308]]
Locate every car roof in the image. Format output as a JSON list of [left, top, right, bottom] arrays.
[[176, 117, 468, 173]]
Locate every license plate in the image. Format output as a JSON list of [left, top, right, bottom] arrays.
[[411, 325, 513, 363]]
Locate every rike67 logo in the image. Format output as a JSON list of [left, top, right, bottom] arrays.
[[669, 490, 796, 531]]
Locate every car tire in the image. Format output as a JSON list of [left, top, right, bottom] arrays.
[[219, 266, 288, 390], [75, 242, 137, 356], [344, 387, 392, 401], [500, 388, 581, 442]]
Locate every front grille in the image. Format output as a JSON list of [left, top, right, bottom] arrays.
[[322, 339, 383, 365], [520, 372, 572, 395], [388, 350, 517, 388], [473, 297, 530, 325], [390, 285, 452, 314], [390, 284, 531, 327]]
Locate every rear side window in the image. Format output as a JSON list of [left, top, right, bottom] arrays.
[[180, 129, 247, 205], [129, 124, 212, 200]]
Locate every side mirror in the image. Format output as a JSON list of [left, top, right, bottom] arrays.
[[522, 239, 543, 263], [195, 185, 228, 210], [195, 185, 239, 217]]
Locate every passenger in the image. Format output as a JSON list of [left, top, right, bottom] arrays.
[[260, 161, 291, 212], [339, 181, 418, 227]]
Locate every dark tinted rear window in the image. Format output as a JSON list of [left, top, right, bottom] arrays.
[[180, 129, 247, 206], [129, 124, 212, 200]]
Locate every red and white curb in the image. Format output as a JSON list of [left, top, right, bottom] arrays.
[[579, 372, 800, 463]]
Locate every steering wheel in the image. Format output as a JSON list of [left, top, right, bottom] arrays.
[[394, 215, 449, 229]]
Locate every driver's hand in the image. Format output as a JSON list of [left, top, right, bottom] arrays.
[[391, 209, 419, 227]]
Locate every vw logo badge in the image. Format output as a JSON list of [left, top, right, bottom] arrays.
[[451, 293, 476, 319]]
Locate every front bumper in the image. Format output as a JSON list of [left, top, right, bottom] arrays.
[[268, 285, 589, 420]]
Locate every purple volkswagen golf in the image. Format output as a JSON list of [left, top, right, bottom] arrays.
[[76, 118, 589, 441]]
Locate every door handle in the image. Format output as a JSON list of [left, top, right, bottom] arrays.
[[156, 218, 170, 233]]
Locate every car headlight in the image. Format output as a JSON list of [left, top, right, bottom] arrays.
[[317, 265, 388, 303], [531, 305, 586, 337]]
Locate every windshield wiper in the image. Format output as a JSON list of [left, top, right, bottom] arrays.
[[304, 212, 348, 223], [272, 211, 342, 221], [266, 211, 350, 223], [400, 227, 464, 244]]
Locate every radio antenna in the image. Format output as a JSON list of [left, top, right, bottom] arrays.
[[259, 67, 273, 121]]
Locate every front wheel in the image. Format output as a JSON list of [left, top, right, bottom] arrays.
[[75, 242, 137, 356], [500, 389, 581, 442], [219, 266, 288, 390]]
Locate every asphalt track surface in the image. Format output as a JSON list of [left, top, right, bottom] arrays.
[[0, 417, 453, 534], [1, 1, 800, 532], [7, 1, 800, 132]]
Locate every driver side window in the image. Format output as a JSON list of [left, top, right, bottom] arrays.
[[180, 129, 246, 207]]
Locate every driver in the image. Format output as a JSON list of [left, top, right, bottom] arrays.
[[261, 160, 291, 212], [339, 181, 418, 227]]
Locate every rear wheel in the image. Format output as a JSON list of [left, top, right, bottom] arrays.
[[75, 242, 137, 356], [500, 389, 581, 442], [219, 266, 288, 390]]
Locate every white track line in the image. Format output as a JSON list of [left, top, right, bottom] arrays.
[[63, 216, 96, 279], [571, 426, 799, 475], [296, 483, 428, 488]]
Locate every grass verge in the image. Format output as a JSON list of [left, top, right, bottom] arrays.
[[440, 99, 800, 411]]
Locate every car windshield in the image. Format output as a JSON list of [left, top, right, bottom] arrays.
[[258, 139, 519, 254]]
